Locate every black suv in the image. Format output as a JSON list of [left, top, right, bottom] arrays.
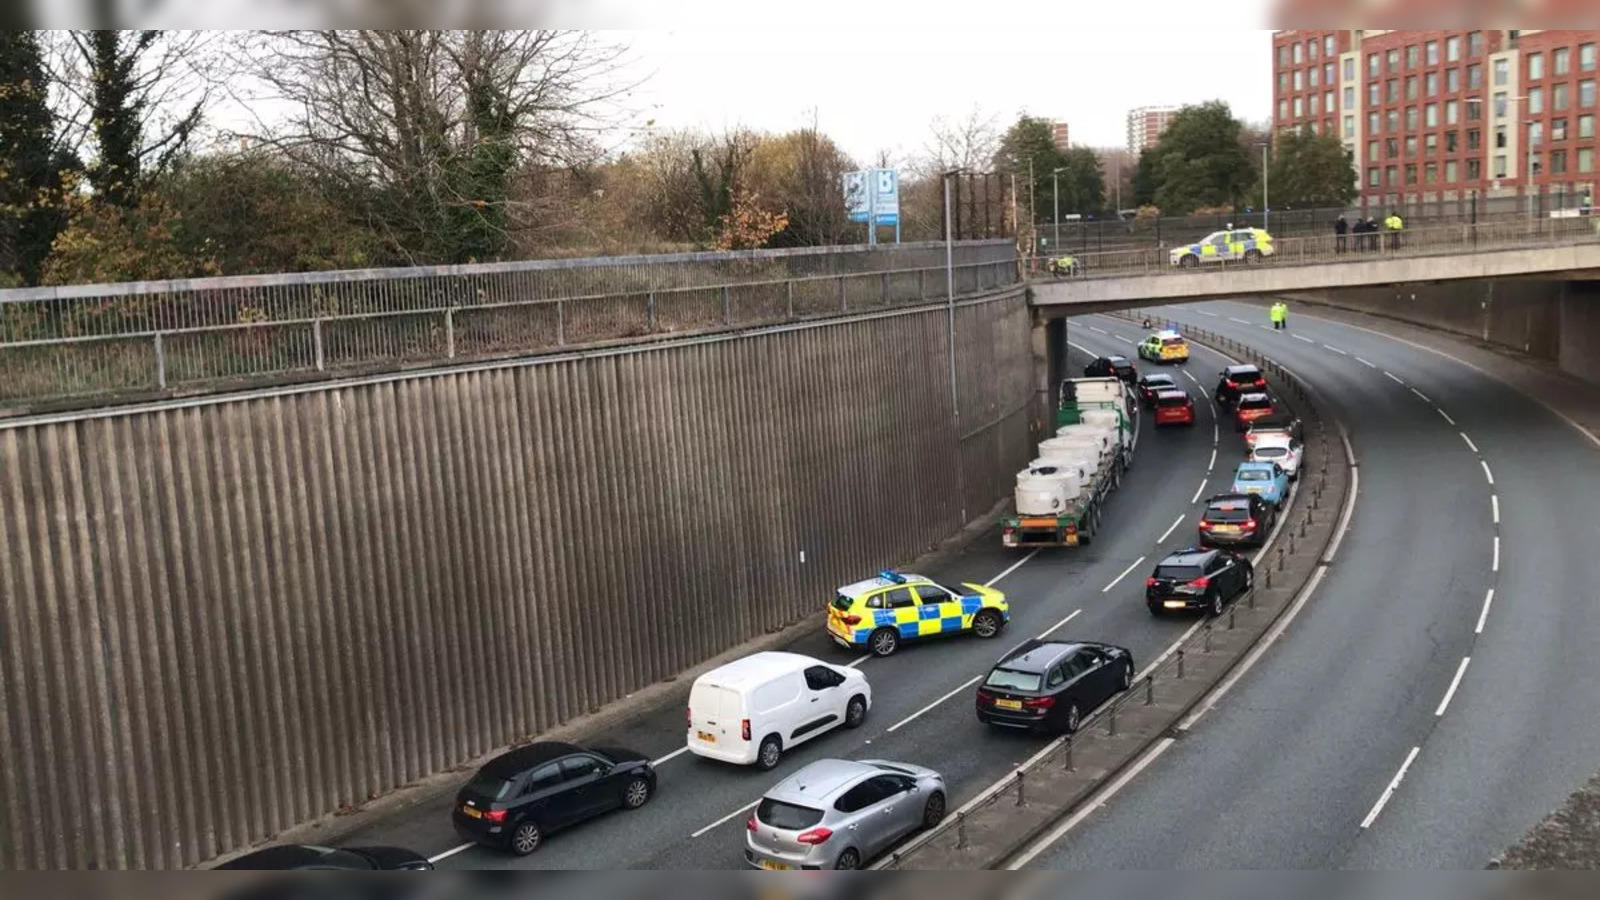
[[1198, 493, 1276, 548], [1145, 547, 1254, 617], [1214, 364, 1267, 407], [975, 639, 1134, 735], [1085, 355, 1137, 383], [453, 741, 656, 855]]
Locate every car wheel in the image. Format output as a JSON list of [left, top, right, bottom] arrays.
[[621, 776, 651, 810], [923, 791, 947, 829], [834, 848, 861, 870], [844, 694, 867, 729], [1245, 249, 1263, 264], [1241, 564, 1254, 592], [1063, 702, 1082, 734], [869, 627, 899, 657], [1209, 591, 1225, 618], [972, 609, 1003, 638], [1180, 255, 1198, 268], [757, 735, 783, 770], [509, 820, 542, 856], [1120, 662, 1133, 691]]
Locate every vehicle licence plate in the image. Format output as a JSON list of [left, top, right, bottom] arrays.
[[697, 731, 716, 743], [463, 806, 483, 819], [1213, 525, 1239, 533], [995, 698, 1023, 711], [1163, 601, 1187, 609], [759, 860, 793, 871]]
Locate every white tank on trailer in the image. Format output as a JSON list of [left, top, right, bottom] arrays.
[[1014, 464, 1082, 515]]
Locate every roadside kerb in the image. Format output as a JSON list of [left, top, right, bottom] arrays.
[[881, 311, 1351, 869]]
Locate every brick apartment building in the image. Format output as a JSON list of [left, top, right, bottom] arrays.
[[1051, 120, 1071, 152], [1126, 106, 1179, 155], [1272, 29, 1600, 212]]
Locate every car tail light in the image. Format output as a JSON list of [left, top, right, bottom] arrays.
[[1023, 696, 1056, 709], [796, 827, 834, 845], [1226, 379, 1238, 387], [976, 690, 995, 706], [842, 614, 861, 626], [1187, 576, 1210, 589], [747, 814, 758, 833], [1198, 520, 1213, 530], [686, 706, 692, 728], [1243, 519, 1258, 531], [1145, 577, 1160, 588], [741, 718, 751, 741], [1064, 521, 1077, 534], [484, 809, 508, 824]]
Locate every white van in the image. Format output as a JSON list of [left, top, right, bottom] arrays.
[[686, 651, 871, 770]]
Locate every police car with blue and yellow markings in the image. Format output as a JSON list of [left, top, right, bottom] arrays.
[[827, 570, 1009, 657], [1169, 228, 1276, 268]]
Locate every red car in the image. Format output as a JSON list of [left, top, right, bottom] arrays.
[[1234, 392, 1275, 432], [1153, 389, 1196, 426]]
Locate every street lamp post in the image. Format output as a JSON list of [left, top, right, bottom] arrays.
[[942, 169, 962, 424], [1051, 167, 1064, 251], [1262, 144, 1270, 233]]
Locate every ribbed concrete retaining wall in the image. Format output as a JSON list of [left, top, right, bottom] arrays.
[[0, 288, 1031, 869]]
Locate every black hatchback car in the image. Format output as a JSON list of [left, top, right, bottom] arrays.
[[1137, 372, 1179, 408], [1214, 364, 1267, 407], [975, 639, 1134, 735], [1085, 355, 1137, 383], [1198, 493, 1276, 548], [453, 741, 656, 856], [216, 843, 433, 870], [1145, 547, 1254, 617]]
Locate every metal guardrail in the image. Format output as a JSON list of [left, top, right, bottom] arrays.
[[0, 242, 1019, 408], [1028, 214, 1600, 280], [887, 321, 1333, 867]]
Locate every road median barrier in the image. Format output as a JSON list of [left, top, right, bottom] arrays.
[[880, 309, 1354, 869]]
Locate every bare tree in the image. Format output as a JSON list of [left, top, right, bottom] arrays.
[[921, 104, 1001, 176], [234, 30, 633, 264]]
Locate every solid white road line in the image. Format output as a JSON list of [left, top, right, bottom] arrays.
[[1435, 657, 1472, 717], [1438, 408, 1457, 426], [1184, 369, 1202, 386], [1036, 609, 1084, 640], [1003, 736, 1179, 869], [1228, 316, 1253, 325], [1361, 746, 1422, 829], [1461, 432, 1479, 453], [653, 746, 692, 766], [1324, 344, 1349, 355], [428, 842, 475, 864], [1491, 494, 1500, 524], [1212, 422, 1219, 444], [1356, 357, 1377, 368], [1101, 556, 1147, 593], [1114, 334, 1134, 344], [1322, 464, 1359, 564], [692, 800, 760, 839], [843, 653, 871, 669], [1492, 535, 1500, 572], [1207, 447, 1217, 472], [1292, 334, 1315, 343], [1475, 588, 1495, 634], [886, 674, 985, 733], [1089, 326, 1108, 334], [1190, 478, 1209, 504], [1196, 310, 1218, 317], [1384, 371, 1405, 385], [1157, 514, 1186, 544], [1410, 387, 1431, 402], [986, 549, 1040, 587], [1481, 460, 1495, 485]]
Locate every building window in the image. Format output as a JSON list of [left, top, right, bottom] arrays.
[[1405, 163, 1418, 184], [1345, 114, 1357, 137], [1279, 44, 1290, 66], [1446, 130, 1459, 152], [1494, 91, 1509, 117], [1447, 68, 1461, 92], [1555, 83, 1570, 110], [1468, 158, 1482, 179], [1386, 165, 1399, 186], [1555, 47, 1570, 76], [1446, 99, 1460, 124], [1494, 58, 1509, 86], [1425, 41, 1439, 66], [1468, 31, 1484, 57], [1279, 99, 1290, 120], [1345, 57, 1356, 80], [1294, 97, 1303, 117], [1582, 79, 1596, 107], [1310, 94, 1320, 115], [1310, 39, 1321, 61], [1530, 87, 1545, 114], [1469, 63, 1482, 89], [1294, 70, 1303, 90], [1384, 78, 1397, 102], [1368, 167, 1382, 187], [1386, 110, 1399, 132], [1310, 66, 1320, 87], [1530, 152, 1542, 176], [1496, 124, 1507, 148], [1278, 72, 1289, 91], [1308, 121, 1319, 135], [1469, 128, 1482, 150], [1425, 162, 1438, 184], [1406, 106, 1419, 129], [1407, 75, 1419, 100], [1407, 45, 1420, 68], [1446, 160, 1459, 182], [1529, 52, 1544, 79], [1368, 139, 1380, 160], [1369, 83, 1380, 105], [1326, 35, 1336, 57], [1346, 86, 1357, 107], [1447, 35, 1462, 61], [1529, 121, 1544, 146], [1426, 72, 1439, 96], [1294, 43, 1304, 64], [1494, 154, 1507, 178], [1426, 103, 1439, 127], [1326, 90, 1335, 112], [1368, 111, 1380, 133], [1386, 137, 1399, 158], [1552, 149, 1568, 174], [1388, 48, 1400, 72], [1369, 53, 1380, 77], [1581, 114, 1596, 138], [1583, 43, 1597, 72], [1554, 117, 1569, 141], [1581, 147, 1595, 173], [1406, 135, 1418, 156], [1425, 133, 1439, 154], [1467, 98, 1483, 121], [1325, 117, 1335, 135], [1326, 62, 1336, 84]]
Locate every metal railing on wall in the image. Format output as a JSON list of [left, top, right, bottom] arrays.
[[0, 240, 1020, 409]]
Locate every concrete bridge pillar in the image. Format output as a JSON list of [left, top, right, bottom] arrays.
[[1031, 312, 1066, 440]]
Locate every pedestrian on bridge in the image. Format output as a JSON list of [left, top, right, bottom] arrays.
[[1385, 211, 1404, 250], [1335, 215, 1349, 253], [1362, 217, 1380, 251]]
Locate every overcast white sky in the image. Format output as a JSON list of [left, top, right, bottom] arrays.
[[621, 27, 1274, 164]]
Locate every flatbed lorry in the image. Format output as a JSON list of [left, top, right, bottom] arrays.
[[1001, 377, 1136, 548]]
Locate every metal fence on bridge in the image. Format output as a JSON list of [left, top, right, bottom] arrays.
[[0, 240, 1019, 411]]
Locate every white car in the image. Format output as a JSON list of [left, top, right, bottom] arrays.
[[687, 651, 871, 770], [1249, 434, 1303, 481]]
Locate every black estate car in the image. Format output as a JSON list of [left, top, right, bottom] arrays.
[[216, 843, 433, 870], [1145, 547, 1254, 617], [975, 639, 1134, 735], [1198, 493, 1276, 548], [1214, 364, 1267, 407], [1085, 355, 1138, 383], [453, 741, 656, 855]]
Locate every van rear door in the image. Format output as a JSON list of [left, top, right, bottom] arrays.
[[690, 682, 744, 750]]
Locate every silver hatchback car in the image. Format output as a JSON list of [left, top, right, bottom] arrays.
[[744, 758, 946, 870]]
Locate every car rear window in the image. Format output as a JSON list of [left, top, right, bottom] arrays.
[[757, 798, 824, 830], [1228, 367, 1261, 379], [984, 667, 1042, 692], [1239, 396, 1272, 410], [1253, 446, 1288, 458], [464, 773, 512, 801], [1157, 394, 1189, 407], [1236, 469, 1270, 481], [1162, 337, 1185, 346], [1207, 504, 1252, 523], [1154, 564, 1204, 580]]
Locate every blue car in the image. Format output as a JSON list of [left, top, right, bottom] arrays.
[[1230, 461, 1289, 508]]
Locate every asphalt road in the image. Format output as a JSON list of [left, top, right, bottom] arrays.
[[334, 326, 1267, 869], [1026, 300, 1600, 868]]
